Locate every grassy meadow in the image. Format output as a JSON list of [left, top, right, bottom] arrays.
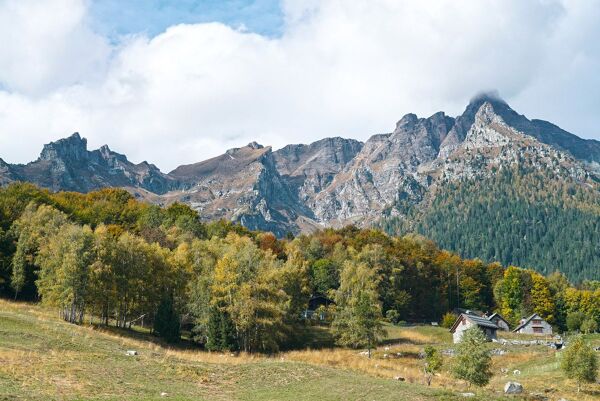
[[1, 300, 598, 401]]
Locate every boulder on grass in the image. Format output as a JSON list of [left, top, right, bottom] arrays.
[[504, 381, 523, 394], [126, 350, 138, 356]]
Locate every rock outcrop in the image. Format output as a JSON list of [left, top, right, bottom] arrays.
[[168, 142, 309, 236], [504, 381, 523, 394], [5, 133, 175, 194]]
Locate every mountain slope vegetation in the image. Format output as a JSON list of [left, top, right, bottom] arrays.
[[381, 167, 600, 282]]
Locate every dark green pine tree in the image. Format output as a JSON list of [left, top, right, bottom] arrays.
[[206, 306, 222, 351], [153, 296, 181, 343], [206, 306, 237, 351]]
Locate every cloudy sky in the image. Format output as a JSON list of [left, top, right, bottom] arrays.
[[0, 0, 599, 172]]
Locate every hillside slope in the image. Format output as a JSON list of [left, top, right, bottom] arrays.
[[380, 168, 600, 281], [0, 300, 479, 401]]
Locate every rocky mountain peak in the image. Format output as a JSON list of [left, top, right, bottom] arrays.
[[396, 113, 419, 129], [474, 101, 505, 124], [247, 141, 264, 150], [39, 132, 88, 162], [98, 144, 112, 157]]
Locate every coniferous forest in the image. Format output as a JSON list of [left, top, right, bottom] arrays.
[[380, 168, 600, 283], [0, 182, 598, 352]]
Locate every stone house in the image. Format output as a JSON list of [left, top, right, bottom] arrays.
[[513, 313, 553, 335], [449, 313, 499, 343], [486, 312, 510, 331]]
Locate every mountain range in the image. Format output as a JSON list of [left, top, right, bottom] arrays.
[[2, 93, 600, 280]]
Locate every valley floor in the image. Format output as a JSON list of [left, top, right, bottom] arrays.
[[0, 300, 598, 401]]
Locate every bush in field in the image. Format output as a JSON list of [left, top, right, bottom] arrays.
[[386, 309, 400, 324], [566, 311, 586, 332], [452, 326, 492, 387], [560, 335, 598, 392], [580, 318, 598, 334], [441, 312, 457, 329], [423, 345, 443, 386]]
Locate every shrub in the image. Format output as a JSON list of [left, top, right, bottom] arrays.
[[423, 345, 443, 386], [452, 326, 492, 387], [560, 335, 598, 392], [566, 311, 586, 332], [385, 309, 400, 324], [441, 312, 457, 329], [580, 318, 598, 334]]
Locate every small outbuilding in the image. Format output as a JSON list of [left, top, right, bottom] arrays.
[[304, 295, 335, 320], [450, 313, 499, 343], [486, 312, 511, 331], [513, 313, 553, 335]]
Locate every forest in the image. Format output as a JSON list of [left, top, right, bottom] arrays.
[[381, 167, 600, 282], [0, 182, 598, 352]]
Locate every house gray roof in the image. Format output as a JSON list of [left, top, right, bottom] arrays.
[[450, 313, 500, 333], [513, 313, 546, 332], [487, 312, 509, 325]]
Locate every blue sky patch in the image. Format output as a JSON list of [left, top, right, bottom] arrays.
[[89, 0, 284, 39]]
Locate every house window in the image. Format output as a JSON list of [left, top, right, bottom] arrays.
[[532, 319, 542, 325], [533, 327, 543, 334]]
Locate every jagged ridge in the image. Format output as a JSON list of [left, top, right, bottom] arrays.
[[2, 94, 599, 240]]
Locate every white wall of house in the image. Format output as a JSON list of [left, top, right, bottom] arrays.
[[452, 316, 498, 343], [453, 316, 475, 343], [515, 316, 553, 335]]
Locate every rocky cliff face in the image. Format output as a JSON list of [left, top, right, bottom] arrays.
[[6, 133, 175, 194], [2, 94, 599, 235], [273, 137, 363, 204], [0, 158, 15, 186], [310, 111, 455, 225], [167, 142, 309, 236]]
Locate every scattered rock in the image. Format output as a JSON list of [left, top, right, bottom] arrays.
[[383, 353, 389, 358], [500, 368, 508, 374], [529, 393, 548, 401], [384, 346, 390, 351], [513, 369, 521, 375], [126, 350, 138, 356], [442, 349, 456, 356], [557, 398, 569, 401], [460, 393, 475, 397], [393, 376, 405, 381], [504, 381, 523, 394], [491, 348, 508, 355], [160, 392, 168, 397]]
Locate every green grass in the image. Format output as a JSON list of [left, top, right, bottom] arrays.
[[0, 301, 483, 401]]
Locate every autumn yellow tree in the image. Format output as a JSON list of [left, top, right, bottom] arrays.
[[530, 272, 556, 324]]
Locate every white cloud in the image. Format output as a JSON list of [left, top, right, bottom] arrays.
[[0, 0, 598, 171]]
